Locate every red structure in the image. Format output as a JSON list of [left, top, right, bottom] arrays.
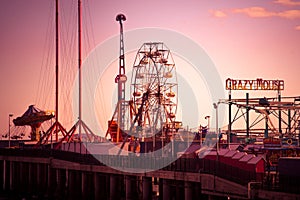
[[247, 156, 265, 181], [202, 149, 266, 184]]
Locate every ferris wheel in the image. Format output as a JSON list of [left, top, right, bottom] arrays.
[[130, 42, 178, 137]]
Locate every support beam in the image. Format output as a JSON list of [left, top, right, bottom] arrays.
[[184, 181, 194, 200], [288, 109, 291, 132], [28, 162, 34, 194], [94, 173, 101, 200], [9, 161, 13, 191], [125, 175, 133, 200], [19, 162, 24, 193], [2, 160, 6, 191], [159, 178, 163, 200], [162, 179, 171, 200], [37, 163, 41, 191], [228, 91, 232, 143], [54, 169, 65, 198], [46, 164, 55, 198], [265, 116, 269, 138], [110, 174, 123, 200], [175, 180, 184, 200], [246, 93, 250, 138], [68, 170, 81, 199], [81, 172, 88, 199], [95, 173, 108, 199], [278, 92, 282, 137], [143, 176, 152, 200]]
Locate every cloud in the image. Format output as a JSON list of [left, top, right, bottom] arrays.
[[210, 10, 227, 18], [232, 6, 300, 19], [278, 9, 300, 19], [233, 7, 275, 18], [274, 0, 300, 6], [295, 25, 300, 30]]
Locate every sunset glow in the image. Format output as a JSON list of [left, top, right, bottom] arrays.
[[0, 0, 300, 136]]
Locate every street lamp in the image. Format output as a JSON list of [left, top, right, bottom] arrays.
[[213, 102, 220, 186], [213, 103, 219, 153], [8, 114, 13, 148], [213, 102, 219, 190]]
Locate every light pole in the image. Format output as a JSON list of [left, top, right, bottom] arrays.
[[8, 114, 13, 148], [213, 102, 220, 186], [213, 103, 219, 153]]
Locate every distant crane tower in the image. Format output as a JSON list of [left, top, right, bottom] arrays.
[[115, 14, 127, 130]]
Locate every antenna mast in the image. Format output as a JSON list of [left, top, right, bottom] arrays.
[[55, 0, 59, 138], [78, 0, 82, 140]]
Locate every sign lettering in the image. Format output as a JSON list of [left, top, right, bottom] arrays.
[[226, 78, 284, 91]]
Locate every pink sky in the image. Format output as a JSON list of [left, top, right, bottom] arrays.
[[0, 0, 300, 135]]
